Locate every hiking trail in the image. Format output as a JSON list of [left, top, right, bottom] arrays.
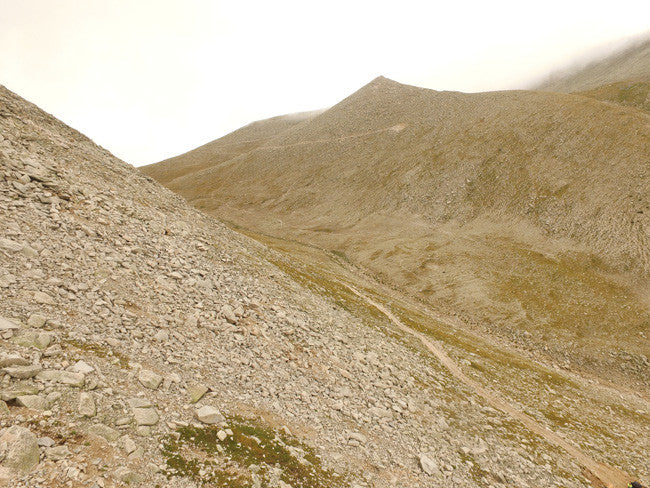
[[342, 283, 632, 488]]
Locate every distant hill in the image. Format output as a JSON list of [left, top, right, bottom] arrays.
[[536, 36, 650, 93], [146, 110, 320, 185]]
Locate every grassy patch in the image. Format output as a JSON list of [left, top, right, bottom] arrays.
[[160, 416, 347, 488], [64, 338, 130, 369]]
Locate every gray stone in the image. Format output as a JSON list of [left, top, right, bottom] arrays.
[[36, 370, 85, 387], [0, 401, 9, 416], [20, 246, 38, 258], [0, 426, 40, 473], [0, 238, 23, 252], [37, 437, 55, 448], [0, 354, 30, 368], [16, 395, 48, 410], [0, 384, 39, 401], [187, 384, 209, 403], [133, 407, 159, 426], [2, 365, 42, 379], [27, 314, 47, 328], [45, 445, 71, 460], [127, 397, 152, 409], [221, 304, 237, 324], [121, 436, 137, 454], [11, 330, 52, 349], [33, 291, 55, 305], [195, 405, 224, 424], [152, 330, 169, 342], [68, 360, 94, 375], [78, 392, 96, 417], [113, 466, 143, 484], [0, 317, 20, 331], [86, 423, 120, 442], [138, 369, 163, 390], [419, 453, 439, 475]]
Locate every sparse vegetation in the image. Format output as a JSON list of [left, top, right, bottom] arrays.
[[160, 416, 348, 488]]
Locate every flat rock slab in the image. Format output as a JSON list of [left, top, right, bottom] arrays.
[[11, 330, 52, 349], [36, 370, 85, 387], [2, 365, 42, 379], [0, 425, 40, 474], [68, 360, 94, 375], [187, 384, 209, 403], [86, 424, 120, 443], [0, 354, 30, 368], [0, 384, 39, 402], [419, 453, 440, 475], [0, 239, 23, 252], [45, 445, 71, 461], [78, 392, 96, 417], [0, 317, 20, 331], [133, 407, 159, 426], [16, 395, 48, 410], [127, 397, 152, 409], [26, 314, 47, 328]]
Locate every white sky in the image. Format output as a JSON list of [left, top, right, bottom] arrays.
[[1, 1, 648, 166]]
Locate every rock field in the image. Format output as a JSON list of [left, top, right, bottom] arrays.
[[0, 85, 622, 487]]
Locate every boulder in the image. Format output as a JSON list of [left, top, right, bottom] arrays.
[[11, 330, 52, 349], [26, 314, 47, 328], [419, 453, 439, 475], [0, 317, 20, 331], [138, 369, 163, 390], [86, 423, 119, 442], [0, 354, 30, 368], [2, 365, 42, 379], [78, 392, 96, 417], [36, 370, 85, 387], [16, 395, 48, 410], [133, 407, 159, 426], [195, 405, 224, 424], [0, 426, 40, 474]]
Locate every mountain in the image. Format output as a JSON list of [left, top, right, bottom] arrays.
[[536, 36, 650, 93], [7, 84, 646, 488], [142, 76, 650, 398]]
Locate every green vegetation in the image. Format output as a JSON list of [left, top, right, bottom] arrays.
[[160, 415, 347, 488], [64, 338, 130, 369], [495, 242, 650, 348]]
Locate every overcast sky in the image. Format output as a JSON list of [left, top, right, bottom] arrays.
[[1, 1, 648, 166]]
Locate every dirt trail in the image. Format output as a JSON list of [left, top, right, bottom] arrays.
[[252, 124, 406, 151], [342, 283, 632, 488]]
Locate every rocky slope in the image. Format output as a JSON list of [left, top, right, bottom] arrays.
[[147, 110, 320, 186], [142, 76, 650, 392], [6, 85, 644, 488]]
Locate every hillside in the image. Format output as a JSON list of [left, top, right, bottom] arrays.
[[577, 80, 650, 113], [142, 77, 650, 398], [536, 36, 650, 93], [145, 110, 320, 186], [8, 83, 650, 488]]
